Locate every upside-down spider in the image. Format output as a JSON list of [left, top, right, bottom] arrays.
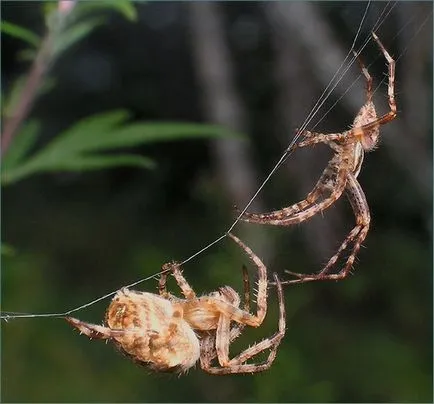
[[240, 32, 396, 284], [66, 233, 286, 374]]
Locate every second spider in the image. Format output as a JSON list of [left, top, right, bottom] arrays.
[[240, 33, 396, 284]]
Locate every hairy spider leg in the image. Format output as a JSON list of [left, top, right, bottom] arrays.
[[283, 172, 370, 284], [240, 157, 348, 225], [201, 273, 286, 375], [201, 233, 281, 371], [159, 262, 196, 299], [65, 317, 127, 339], [159, 261, 252, 368], [354, 32, 396, 136]]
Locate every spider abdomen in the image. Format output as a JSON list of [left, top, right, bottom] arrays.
[[105, 289, 201, 372]]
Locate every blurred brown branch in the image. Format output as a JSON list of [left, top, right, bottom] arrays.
[[187, 1, 273, 259], [1, 1, 77, 157], [1, 37, 52, 156]]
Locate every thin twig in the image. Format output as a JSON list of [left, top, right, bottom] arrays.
[[1, 0, 77, 157], [1, 36, 52, 156]]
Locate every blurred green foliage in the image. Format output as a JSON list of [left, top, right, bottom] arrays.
[[1, 110, 242, 184], [1, 20, 41, 47], [1, 2, 240, 186]]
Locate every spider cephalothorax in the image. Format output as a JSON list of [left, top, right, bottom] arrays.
[[239, 32, 396, 284], [66, 233, 286, 375]]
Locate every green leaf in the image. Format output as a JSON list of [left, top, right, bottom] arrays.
[[1, 243, 16, 257], [54, 122, 243, 154], [2, 121, 40, 170], [111, 122, 244, 145], [52, 17, 106, 57], [44, 110, 132, 154], [41, 110, 243, 156], [75, 0, 138, 22], [1, 161, 44, 185], [1, 153, 155, 184], [43, 153, 155, 171], [1, 21, 41, 47], [1, 109, 243, 185]]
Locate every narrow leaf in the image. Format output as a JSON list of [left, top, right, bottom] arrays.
[[2, 153, 155, 185], [43, 110, 131, 154], [1, 108, 243, 186], [76, 0, 138, 22], [53, 17, 106, 57], [91, 122, 244, 150], [112, 123, 244, 145], [2, 121, 40, 170], [45, 120, 243, 155], [43, 154, 155, 171], [1, 21, 41, 47], [1, 243, 16, 257]]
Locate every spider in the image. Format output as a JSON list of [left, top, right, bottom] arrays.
[[239, 32, 396, 285], [65, 233, 286, 375]]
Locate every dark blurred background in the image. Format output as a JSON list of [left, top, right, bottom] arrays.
[[2, 1, 432, 402]]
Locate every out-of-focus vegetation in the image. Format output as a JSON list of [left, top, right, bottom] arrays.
[[1, 1, 239, 185], [2, 1, 432, 402]]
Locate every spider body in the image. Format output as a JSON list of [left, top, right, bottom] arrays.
[[66, 233, 286, 375], [67, 290, 200, 372], [240, 33, 396, 284]]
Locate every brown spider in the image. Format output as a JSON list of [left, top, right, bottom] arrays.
[[239, 32, 396, 285], [65, 233, 286, 375]]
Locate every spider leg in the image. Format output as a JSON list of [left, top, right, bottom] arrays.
[[227, 233, 267, 325], [202, 273, 286, 375], [282, 172, 370, 284], [352, 49, 373, 102], [65, 317, 127, 339], [158, 270, 170, 298], [374, 32, 396, 118], [286, 127, 349, 150], [214, 311, 232, 366], [199, 323, 247, 370], [220, 264, 251, 337], [160, 262, 196, 299], [352, 32, 396, 136], [194, 235, 266, 364], [199, 332, 216, 369], [200, 265, 251, 368], [294, 131, 349, 149], [241, 264, 251, 312], [238, 184, 322, 223], [240, 160, 347, 225]]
